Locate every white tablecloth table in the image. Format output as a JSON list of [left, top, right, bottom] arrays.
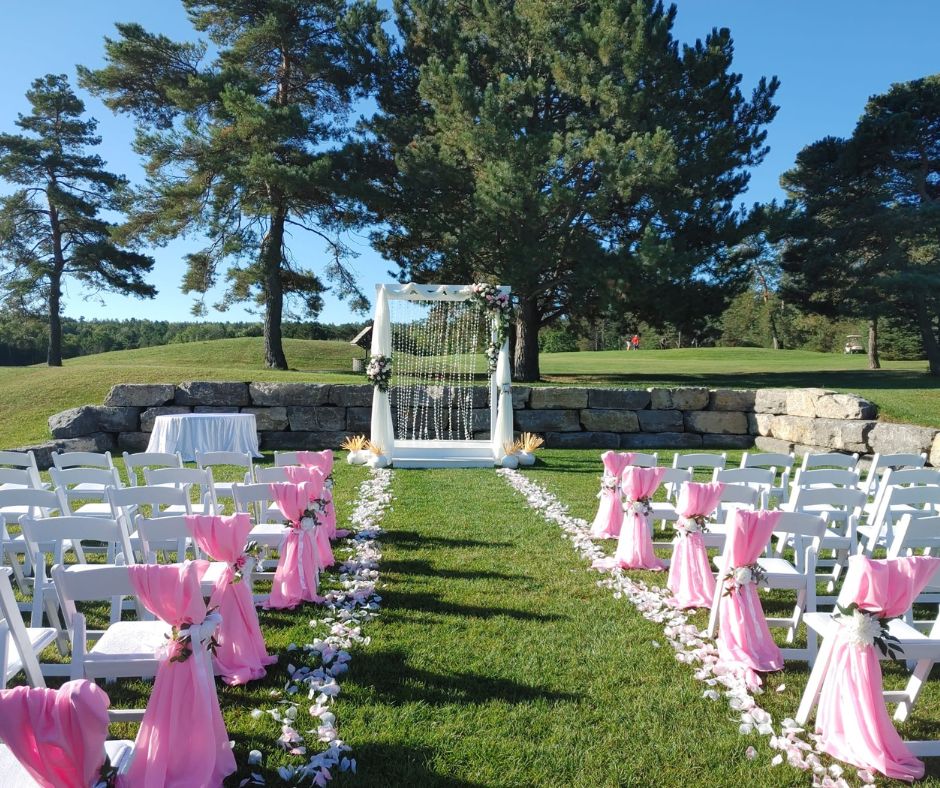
[[146, 414, 261, 461]]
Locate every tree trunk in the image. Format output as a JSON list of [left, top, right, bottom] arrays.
[[867, 317, 880, 370], [47, 272, 63, 367], [513, 295, 541, 382], [262, 206, 288, 370], [914, 294, 940, 375]]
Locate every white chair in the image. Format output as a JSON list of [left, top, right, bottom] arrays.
[[800, 451, 860, 473], [796, 560, 940, 733], [651, 468, 692, 531], [122, 451, 182, 487], [0, 451, 43, 491], [195, 450, 254, 503], [52, 563, 168, 720], [107, 485, 193, 561], [52, 450, 115, 473], [715, 467, 775, 509], [274, 451, 304, 467], [50, 467, 122, 518], [143, 467, 217, 515], [861, 452, 928, 499], [0, 489, 66, 590], [232, 482, 287, 584], [791, 468, 861, 496], [624, 452, 659, 468], [702, 484, 760, 550], [708, 511, 826, 663], [672, 452, 726, 480], [784, 486, 867, 592], [888, 514, 940, 608], [863, 467, 940, 525], [740, 451, 795, 504], [19, 515, 135, 634], [0, 468, 40, 492], [858, 485, 940, 556], [0, 569, 54, 689], [254, 466, 296, 483]]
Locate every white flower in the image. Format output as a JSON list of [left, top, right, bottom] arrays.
[[300, 516, 316, 530], [842, 609, 882, 648], [733, 566, 753, 586]]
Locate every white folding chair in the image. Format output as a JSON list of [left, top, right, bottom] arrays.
[[715, 467, 775, 509], [254, 466, 296, 483], [858, 485, 940, 556], [0, 451, 43, 491], [800, 451, 860, 473], [702, 484, 760, 550], [51, 450, 115, 473], [863, 467, 940, 525], [50, 467, 123, 518], [861, 452, 928, 499], [143, 467, 217, 515], [651, 468, 692, 532], [274, 451, 304, 467], [0, 468, 40, 492], [195, 450, 254, 503], [122, 451, 182, 487], [0, 569, 53, 689], [783, 486, 866, 593], [19, 515, 135, 636], [0, 489, 66, 589], [624, 452, 659, 468], [708, 511, 825, 663], [52, 563, 167, 720], [133, 514, 240, 594], [888, 514, 940, 608], [672, 452, 726, 481], [107, 485, 193, 561], [232, 482, 287, 584], [740, 451, 795, 504], [796, 559, 940, 734]]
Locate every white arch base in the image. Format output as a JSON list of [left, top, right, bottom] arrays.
[[369, 283, 514, 469]]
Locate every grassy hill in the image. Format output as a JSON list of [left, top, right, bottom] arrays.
[[1, 340, 937, 449]]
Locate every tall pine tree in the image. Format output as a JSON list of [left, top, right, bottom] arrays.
[[80, 0, 387, 369], [0, 74, 155, 366], [362, 0, 778, 380]]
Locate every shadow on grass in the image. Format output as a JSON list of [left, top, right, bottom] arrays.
[[541, 369, 940, 391], [340, 742, 491, 787], [383, 590, 565, 623], [383, 530, 513, 550], [350, 648, 578, 707], [383, 558, 529, 582]]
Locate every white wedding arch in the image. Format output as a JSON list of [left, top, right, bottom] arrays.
[[368, 283, 514, 468]]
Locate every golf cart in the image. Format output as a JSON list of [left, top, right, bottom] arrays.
[[843, 335, 864, 354]]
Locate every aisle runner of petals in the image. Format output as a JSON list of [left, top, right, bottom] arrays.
[[497, 468, 876, 788], [242, 469, 393, 786]]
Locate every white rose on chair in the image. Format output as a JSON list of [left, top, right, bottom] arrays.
[[623, 498, 651, 517], [722, 562, 766, 596], [833, 603, 902, 656], [844, 610, 882, 648], [733, 566, 753, 586]]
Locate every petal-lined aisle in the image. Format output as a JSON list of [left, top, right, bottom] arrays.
[[325, 466, 803, 787]]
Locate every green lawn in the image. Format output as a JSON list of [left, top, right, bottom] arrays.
[[2, 340, 938, 450]]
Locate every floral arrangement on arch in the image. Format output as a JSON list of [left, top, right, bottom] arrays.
[[366, 353, 392, 391], [469, 282, 512, 373]]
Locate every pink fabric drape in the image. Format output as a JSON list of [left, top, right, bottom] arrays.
[[185, 513, 277, 685], [715, 509, 783, 688], [124, 561, 235, 788], [0, 680, 110, 788], [667, 481, 725, 609], [814, 555, 940, 781], [593, 466, 666, 571], [297, 450, 338, 537], [283, 466, 334, 569], [589, 452, 633, 539], [265, 481, 323, 609]]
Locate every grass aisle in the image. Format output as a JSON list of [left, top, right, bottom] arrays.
[[330, 467, 798, 787]]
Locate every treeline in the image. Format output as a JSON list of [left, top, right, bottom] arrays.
[[0, 315, 368, 366]]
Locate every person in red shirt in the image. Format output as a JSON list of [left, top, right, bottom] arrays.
[[631, 333, 640, 351]]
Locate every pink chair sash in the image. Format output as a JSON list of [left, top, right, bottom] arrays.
[[668, 482, 725, 608], [124, 561, 235, 788], [284, 467, 334, 568], [604, 466, 666, 570], [814, 555, 940, 781], [715, 509, 783, 687], [0, 680, 110, 788], [589, 452, 633, 539], [297, 450, 337, 538], [265, 481, 322, 609], [185, 513, 277, 685]]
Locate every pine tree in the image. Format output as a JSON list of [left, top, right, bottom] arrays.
[[0, 74, 155, 367], [362, 0, 778, 380], [79, 0, 387, 369]]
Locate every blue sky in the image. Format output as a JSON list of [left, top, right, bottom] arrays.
[[0, 1, 938, 323]]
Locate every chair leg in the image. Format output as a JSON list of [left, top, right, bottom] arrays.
[[895, 659, 934, 723], [796, 635, 836, 726], [787, 589, 806, 644]]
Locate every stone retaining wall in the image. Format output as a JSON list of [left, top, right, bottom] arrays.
[[18, 382, 940, 469]]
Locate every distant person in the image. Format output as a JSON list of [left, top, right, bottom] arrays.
[[659, 337, 667, 350], [631, 333, 640, 351]]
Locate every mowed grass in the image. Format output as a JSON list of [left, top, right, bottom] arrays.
[[2, 340, 938, 450]]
